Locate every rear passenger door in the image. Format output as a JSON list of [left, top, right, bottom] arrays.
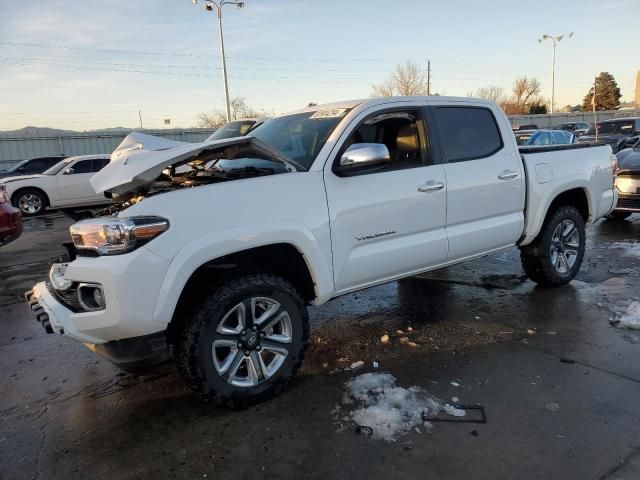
[[429, 104, 525, 260]]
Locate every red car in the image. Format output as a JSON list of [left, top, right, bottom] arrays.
[[0, 189, 22, 246]]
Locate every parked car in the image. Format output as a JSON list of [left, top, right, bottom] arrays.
[[608, 145, 640, 220], [0, 189, 22, 246], [0, 155, 111, 217], [512, 124, 538, 131], [204, 118, 264, 142], [0, 155, 68, 180], [26, 96, 616, 406], [578, 117, 640, 153], [557, 121, 591, 137], [514, 129, 576, 146]]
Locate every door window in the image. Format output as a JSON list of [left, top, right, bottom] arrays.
[[23, 158, 46, 173], [433, 107, 503, 162], [91, 158, 110, 172], [69, 160, 93, 174], [335, 110, 427, 174]]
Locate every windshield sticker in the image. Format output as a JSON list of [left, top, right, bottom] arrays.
[[310, 108, 348, 119]]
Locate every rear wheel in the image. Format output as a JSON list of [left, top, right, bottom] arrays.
[[175, 274, 309, 408], [607, 210, 632, 221], [520, 205, 586, 287], [13, 189, 47, 217]]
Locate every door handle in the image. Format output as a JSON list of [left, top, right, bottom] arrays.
[[498, 170, 518, 180], [418, 180, 445, 192]]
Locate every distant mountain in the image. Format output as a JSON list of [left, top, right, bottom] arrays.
[[0, 126, 136, 137], [0, 126, 78, 136]]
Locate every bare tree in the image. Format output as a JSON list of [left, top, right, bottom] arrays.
[[196, 111, 227, 128], [511, 77, 542, 110], [197, 96, 262, 128], [371, 61, 429, 97], [475, 85, 506, 103], [499, 77, 546, 115]]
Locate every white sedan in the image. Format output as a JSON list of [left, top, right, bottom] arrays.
[[0, 155, 111, 216]]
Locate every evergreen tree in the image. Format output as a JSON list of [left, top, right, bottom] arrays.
[[582, 72, 622, 111]]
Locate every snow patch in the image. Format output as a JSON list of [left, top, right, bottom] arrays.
[[444, 404, 466, 417], [341, 373, 442, 442], [617, 301, 640, 329], [609, 241, 640, 258]]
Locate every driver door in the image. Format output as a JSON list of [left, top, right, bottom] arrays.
[[324, 106, 448, 293], [57, 158, 108, 204]]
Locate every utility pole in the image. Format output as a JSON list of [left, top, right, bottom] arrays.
[[538, 32, 573, 114], [593, 76, 598, 142], [192, 0, 245, 123], [138, 110, 143, 130], [427, 60, 431, 96]]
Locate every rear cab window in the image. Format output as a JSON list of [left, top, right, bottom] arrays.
[[431, 106, 503, 162]]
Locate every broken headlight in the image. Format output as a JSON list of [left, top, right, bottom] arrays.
[[70, 216, 169, 256]]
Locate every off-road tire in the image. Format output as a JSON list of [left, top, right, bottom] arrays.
[[520, 205, 586, 287], [607, 210, 632, 221], [174, 273, 309, 408]]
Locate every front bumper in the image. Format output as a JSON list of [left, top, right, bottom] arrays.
[[25, 246, 171, 344]]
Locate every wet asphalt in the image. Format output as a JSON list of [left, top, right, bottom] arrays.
[[1, 213, 640, 480]]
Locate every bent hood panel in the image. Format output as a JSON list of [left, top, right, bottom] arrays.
[[616, 149, 640, 172], [90, 132, 297, 196]]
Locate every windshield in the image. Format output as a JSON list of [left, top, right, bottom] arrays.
[[586, 121, 634, 136], [205, 120, 257, 142], [557, 123, 575, 130], [43, 158, 74, 175], [7, 159, 30, 173], [248, 109, 350, 169]]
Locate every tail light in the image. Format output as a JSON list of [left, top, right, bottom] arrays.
[[0, 191, 8, 204]]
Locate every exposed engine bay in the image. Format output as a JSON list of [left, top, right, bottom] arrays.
[[87, 139, 295, 217]]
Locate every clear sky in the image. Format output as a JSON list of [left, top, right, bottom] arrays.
[[0, 0, 637, 131]]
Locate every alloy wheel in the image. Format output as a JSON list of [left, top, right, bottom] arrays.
[[550, 219, 580, 274], [212, 297, 292, 387], [18, 193, 43, 215]]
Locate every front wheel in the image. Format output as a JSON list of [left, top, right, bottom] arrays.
[[520, 205, 586, 287], [13, 189, 47, 217], [175, 274, 309, 408]]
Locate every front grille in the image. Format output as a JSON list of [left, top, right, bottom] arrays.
[[617, 195, 640, 210]]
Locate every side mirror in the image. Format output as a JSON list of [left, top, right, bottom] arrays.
[[63, 167, 75, 175], [336, 143, 390, 175]]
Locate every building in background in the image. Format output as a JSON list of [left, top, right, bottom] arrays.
[[636, 70, 640, 107]]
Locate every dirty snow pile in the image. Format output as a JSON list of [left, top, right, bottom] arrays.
[[336, 373, 463, 441], [616, 301, 640, 329], [609, 241, 640, 258]]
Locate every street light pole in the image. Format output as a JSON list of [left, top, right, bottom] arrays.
[[192, 0, 245, 123], [538, 32, 573, 114]]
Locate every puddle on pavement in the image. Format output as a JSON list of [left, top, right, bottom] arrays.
[[22, 216, 58, 232]]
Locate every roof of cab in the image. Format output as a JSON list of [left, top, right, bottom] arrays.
[[284, 96, 497, 116]]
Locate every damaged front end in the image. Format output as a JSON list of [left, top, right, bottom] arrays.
[[89, 132, 302, 216]]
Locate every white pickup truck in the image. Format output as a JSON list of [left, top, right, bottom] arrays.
[[26, 96, 617, 407]]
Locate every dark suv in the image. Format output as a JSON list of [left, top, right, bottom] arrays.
[[578, 118, 640, 153], [0, 155, 68, 180]]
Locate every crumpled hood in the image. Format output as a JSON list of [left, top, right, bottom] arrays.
[[616, 148, 640, 172], [90, 132, 298, 196]]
